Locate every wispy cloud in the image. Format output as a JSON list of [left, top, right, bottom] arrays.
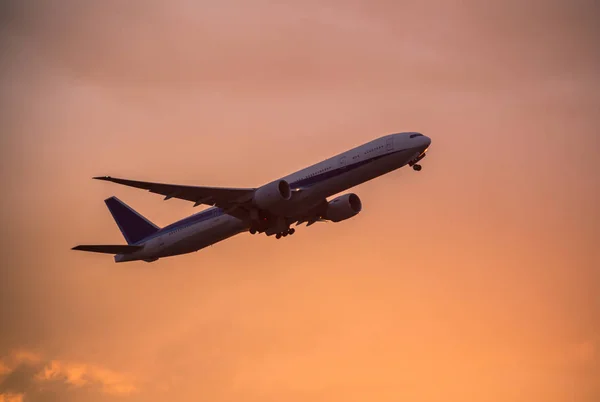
[[0, 393, 23, 402], [0, 350, 137, 401], [36, 359, 137, 396]]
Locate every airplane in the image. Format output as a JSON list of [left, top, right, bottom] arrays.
[[72, 132, 431, 262]]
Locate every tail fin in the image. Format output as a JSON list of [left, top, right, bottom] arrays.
[[104, 196, 160, 244]]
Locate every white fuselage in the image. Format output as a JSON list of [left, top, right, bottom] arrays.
[[116, 132, 430, 262]]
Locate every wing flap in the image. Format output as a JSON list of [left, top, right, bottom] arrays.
[[72, 245, 144, 254]]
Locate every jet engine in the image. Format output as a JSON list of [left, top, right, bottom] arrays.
[[253, 179, 292, 210], [324, 193, 362, 222]]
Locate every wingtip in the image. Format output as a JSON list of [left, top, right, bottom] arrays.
[[93, 176, 112, 181]]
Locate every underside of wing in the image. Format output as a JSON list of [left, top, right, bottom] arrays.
[[292, 200, 330, 226], [94, 176, 256, 220], [295, 217, 329, 226], [72, 244, 143, 254]]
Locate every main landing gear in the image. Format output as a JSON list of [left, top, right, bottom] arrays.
[[247, 209, 300, 239], [248, 226, 296, 239], [412, 164, 422, 171], [275, 228, 295, 239]]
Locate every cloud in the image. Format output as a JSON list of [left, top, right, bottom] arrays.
[[0, 350, 137, 402], [36, 360, 136, 396], [0, 363, 38, 395], [5, 351, 42, 366], [0, 394, 23, 402], [0, 363, 10, 378]]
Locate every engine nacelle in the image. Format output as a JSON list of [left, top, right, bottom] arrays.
[[324, 193, 362, 222], [253, 179, 292, 210]]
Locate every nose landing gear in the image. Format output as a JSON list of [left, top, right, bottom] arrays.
[[409, 152, 426, 171]]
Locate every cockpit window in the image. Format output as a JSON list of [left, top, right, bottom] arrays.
[[409, 133, 422, 138]]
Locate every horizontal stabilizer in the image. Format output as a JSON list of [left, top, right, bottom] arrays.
[[72, 245, 143, 254]]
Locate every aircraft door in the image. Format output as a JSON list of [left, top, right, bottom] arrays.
[[339, 156, 347, 168], [152, 237, 166, 255], [386, 137, 394, 151]]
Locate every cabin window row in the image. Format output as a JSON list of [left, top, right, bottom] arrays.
[[303, 166, 332, 179], [365, 145, 384, 154]]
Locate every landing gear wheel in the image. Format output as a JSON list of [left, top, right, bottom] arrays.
[[276, 233, 282, 239], [413, 164, 422, 171], [282, 232, 288, 237], [289, 228, 295, 235], [249, 228, 257, 235]]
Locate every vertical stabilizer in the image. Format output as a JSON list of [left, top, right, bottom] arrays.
[[104, 197, 160, 244]]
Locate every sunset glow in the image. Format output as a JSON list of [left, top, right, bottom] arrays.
[[1, 1, 598, 401]]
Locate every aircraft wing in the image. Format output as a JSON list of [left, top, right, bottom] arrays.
[[93, 176, 256, 220]]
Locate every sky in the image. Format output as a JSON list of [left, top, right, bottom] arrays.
[[1, 1, 599, 401]]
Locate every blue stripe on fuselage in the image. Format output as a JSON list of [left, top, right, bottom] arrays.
[[288, 148, 409, 189]]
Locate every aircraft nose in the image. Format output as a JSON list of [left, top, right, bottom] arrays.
[[420, 135, 431, 152]]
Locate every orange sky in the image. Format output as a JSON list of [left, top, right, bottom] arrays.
[[1, 1, 599, 401]]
